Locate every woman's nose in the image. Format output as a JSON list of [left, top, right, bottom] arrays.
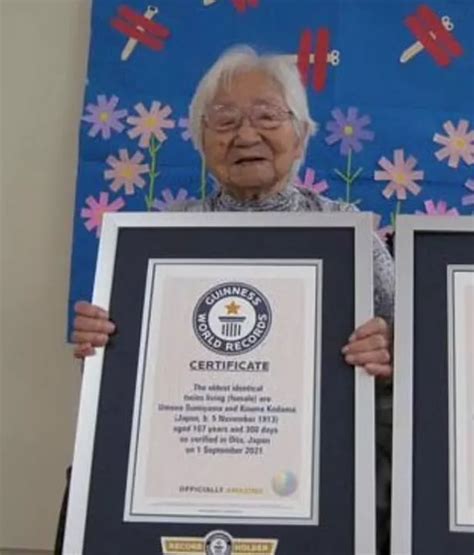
[[234, 116, 262, 144]]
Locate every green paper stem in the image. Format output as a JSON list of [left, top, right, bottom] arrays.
[[350, 167, 364, 184], [146, 135, 161, 211], [334, 169, 347, 181], [390, 200, 402, 228], [345, 149, 352, 202], [333, 149, 364, 204]]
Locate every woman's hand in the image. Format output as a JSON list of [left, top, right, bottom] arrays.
[[342, 317, 392, 378], [72, 302, 393, 379], [72, 301, 116, 359]]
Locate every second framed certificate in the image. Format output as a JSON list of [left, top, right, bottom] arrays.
[[392, 215, 474, 555], [64, 212, 375, 555]]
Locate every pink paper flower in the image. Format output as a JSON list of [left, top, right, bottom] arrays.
[[81, 193, 125, 237], [127, 101, 176, 148], [374, 149, 424, 200], [296, 168, 329, 194], [415, 200, 459, 216], [81, 95, 127, 139], [179, 118, 192, 141], [433, 120, 474, 168], [104, 149, 149, 195], [462, 179, 474, 207], [153, 188, 196, 211]]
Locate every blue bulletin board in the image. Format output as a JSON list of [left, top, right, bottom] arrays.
[[68, 0, 474, 335]]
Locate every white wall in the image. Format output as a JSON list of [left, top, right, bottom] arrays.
[[0, 0, 91, 550]]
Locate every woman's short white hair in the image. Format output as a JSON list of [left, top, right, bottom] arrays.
[[189, 45, 318, 171]]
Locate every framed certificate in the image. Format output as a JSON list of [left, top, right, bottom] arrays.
[[392, 216, 474, 555], [64, 212, 375, 555]]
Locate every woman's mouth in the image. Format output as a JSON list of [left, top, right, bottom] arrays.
[[234, 157, 267, 166]]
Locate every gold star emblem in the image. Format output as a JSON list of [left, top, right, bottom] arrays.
[[225, 300, 241, 315]]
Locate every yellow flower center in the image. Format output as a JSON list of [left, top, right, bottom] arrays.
[[145, 116, 157, 129], [344, 125, 354, 136], [120, 165, 134, 180], [99, 112, 109, 123], [454, 137, 466, 150], [394, 172, 407, 185]]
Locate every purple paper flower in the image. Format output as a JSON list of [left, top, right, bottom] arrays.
[[325, 107, 375, 156], [82, 95, 127, 139], [153, 188, 196, 211], [462, 179, 474, 207], [415, 199, 459, 216], [296, 168, 329, 194], [179, 118, 192, 141]]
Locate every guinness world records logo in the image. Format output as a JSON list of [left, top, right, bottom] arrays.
[[205, 530, 233, 555], [192, 282, 272, 355]]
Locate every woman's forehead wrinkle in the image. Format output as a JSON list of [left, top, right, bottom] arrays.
[[213, 71, 284, 103], [210, 97, 286, 110]]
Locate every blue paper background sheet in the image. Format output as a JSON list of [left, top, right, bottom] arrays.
[[68, 0, 474, 334]]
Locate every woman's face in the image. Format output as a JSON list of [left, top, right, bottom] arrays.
[[202, 69, 305, 199]]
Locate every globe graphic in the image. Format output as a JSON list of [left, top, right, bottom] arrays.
[[271, 471, 298, 496]]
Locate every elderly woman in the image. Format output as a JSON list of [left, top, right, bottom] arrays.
[[70, 46, 394, 553], [74, 46, 394, 368]]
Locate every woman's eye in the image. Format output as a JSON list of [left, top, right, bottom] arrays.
[[255, 108, 279, 121], [215, 113, 237, 127], [220, 115, 237, 124]]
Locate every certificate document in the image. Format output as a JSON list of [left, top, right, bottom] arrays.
[[449, 265, 474, 531], [124, 260, 322, 525]]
